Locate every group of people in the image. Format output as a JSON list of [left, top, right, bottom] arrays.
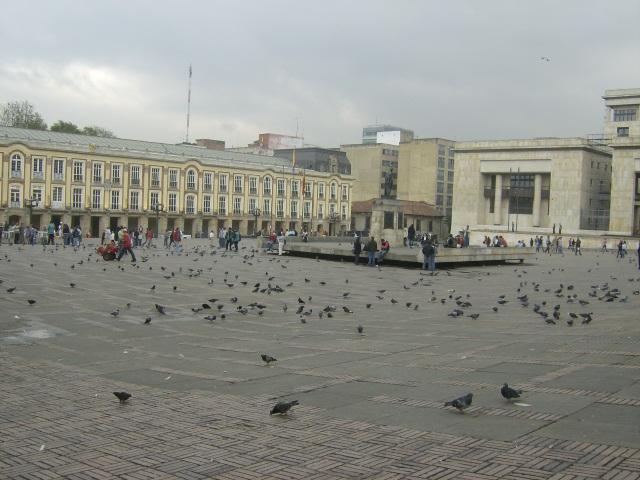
[[482, 235, 509, 247], [0, 221, 84, 247], [352, 233, 438, 271], [102, 226, 153, 249], [212, 227, 242, 251]]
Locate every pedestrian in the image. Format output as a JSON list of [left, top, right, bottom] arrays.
[[365, 236, 377, 266], [353, 235, 362, 264], [63, 224, 70, 246], [47, 220, 55, 245], [422, 240, 436, 272], [378, 238, 390, 264], [71, 226, 82, 248], [208, 230, 215, 246], [575, 237, 582, 255], [601, 239, 608, 253], [166, 228, 174, 249], [145, 228, 153, 247], [622, 241, 628, 257], [116, 228, 137, 262], [232, 228, 241, 251], [132, 228, 140, 248], [277, 230, 286, 256], [559, 224, 562, 235], [552, 223, 556, 234], [172, 227, 182, 253], [464, 226, 470, 247], [407, 224, 415, 248], [218, 227, 226, 248], [617, 240, 624, 258], [225, 228, 233, 251]]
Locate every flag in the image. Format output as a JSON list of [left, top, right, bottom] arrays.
[[189, 64, 192, 78], [291, 147, 296, 171], [301, 169, 306, 195]]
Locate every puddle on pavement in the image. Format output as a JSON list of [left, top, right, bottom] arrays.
[[1, 323, 68, 345]]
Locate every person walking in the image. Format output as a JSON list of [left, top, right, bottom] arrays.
[[575, 237, 582, 255], [116, 228, 136, 262], [225, 228, 233, 251], [617, 240, 624, 258], [145, 228, 153, 248], [172, 227, 182, 253], [47, 220, 55, 245], [365, 236, 378, 266], [407, 224, 415, 248], [232, 228, 241, 251], [353, 235, 362, 264], [277, 230, 286, 256], [218, 227, 226, 248], [422, 240, 436, 272]]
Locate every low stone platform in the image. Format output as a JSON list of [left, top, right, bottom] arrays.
[[287, 242, 535, 266]]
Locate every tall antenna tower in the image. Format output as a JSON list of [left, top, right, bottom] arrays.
[[185, 64, 192, 143]]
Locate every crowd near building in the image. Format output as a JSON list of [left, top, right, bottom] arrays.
[[0, 127, 353, 238], [0, 87, 639, 244]]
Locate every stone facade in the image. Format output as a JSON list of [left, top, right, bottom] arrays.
[[0, 126, 353, 237], [340, 143, 400, 202]]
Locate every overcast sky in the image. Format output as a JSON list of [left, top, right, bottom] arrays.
[[1, 1, 639, 148]]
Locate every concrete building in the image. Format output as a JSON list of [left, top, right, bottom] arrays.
[[604, 88, 640, 235], [397, 138, 456, 221], [362, 124, 414, 144], [451, 138, 612, 237], [340, 143, 400, 202], [195, 138, 225, 150], [273, 147, 351, 175], [227, 133, 303, 156], [0, 126, 352, 237]]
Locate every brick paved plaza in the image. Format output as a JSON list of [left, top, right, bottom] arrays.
[[1, 240, 640, 479]]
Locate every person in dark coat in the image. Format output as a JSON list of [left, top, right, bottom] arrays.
[[353, 236, 362, 264]]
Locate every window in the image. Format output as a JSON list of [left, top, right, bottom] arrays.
[[330, 183, 337, 200], [73, 161, 84, 182], [186, 195, 195, 214], [111, 190, 120, 210], [130, 165, 141, 186], [53, 158, 65, 180], [92, 189, 102, 209], [247, 198, 257, 214], [617, 127, 630, 137], [397, 211, 404, 228], [151, 167, 161, 187], [111, 164, 121, 185], [437, 182, 444, 193], [233, 197, 242, 214], [168, 193, 177, 213], [150, 191, 160, 209], [329, 203, 336, 216], [218, 196, 227, 215], [291, 180, 299, 198], [438, 145, 445, 155], [276, 199, 284, 218], [437, 169, 445, 181], [52, 187, 63, 207], [249, 176, 258, 195], [32, 157, 44, 179], [129, 191, 140, 211], [436, 194, 443, 206], [303, 201, 311, 218], [219, 174, 228, 193], [341, 184, 348, 200], [318, 183, 325, 199], [447, 170, 454, 182], [304, 180, 312, 198], [10, 153, 22, 177], [92, 163, 103, 183], [203, 195, 212, 214], [277, 179, 285, 196], [448, 158, 454, 170], [318, 203, 324, 219], [72, 188, 83, 209], [31, 187, 42, 206], [383, 211, 394, 229], [613, 108, 637, 121], [10, 187, 21, 207], [342, 204, 347, 221], [290, 200, 298, 218], [169, 169, 179, 188], [187, 169, 196, 190], [447, 195, 453, 207], [263, 176, 272, 195], [437, 157, 445, 169], [508, 174, 534, 214], [203, 172, 213, 191], [234, 175, 243, 193], [263, 198, 271, 215]]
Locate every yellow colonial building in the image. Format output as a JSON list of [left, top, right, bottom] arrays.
[[0, 126, 353, 237]]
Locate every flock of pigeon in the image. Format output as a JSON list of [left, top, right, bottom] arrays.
[[2, 241, 639, 418]]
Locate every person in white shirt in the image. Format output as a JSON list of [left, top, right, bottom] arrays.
[[277, 231, 286, 255]]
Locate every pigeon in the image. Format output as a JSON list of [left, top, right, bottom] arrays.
[[6, 287, 16, 293], [468, 313, 479, 320], [110, 309, 120, 317], [342, 306, 353, 313], [296, 305, 304, 314], [500, 383, 522, 400], [202, 303, 211, 309], [357, 325, 363, 334], [261, 354, 277, 365], [270, 400, 299, 415], [444, 393, 473, 412], [113, 391, 131, 404], [69, 283, 76, 288], [298, 297, 305, 304], [144, 317, 152, 325], [27, 299, 36, 305], [204, 315, 216, 321], [390, 298, 398, 304], [366, 303, 372, 309], [155, 304, 166, 315]]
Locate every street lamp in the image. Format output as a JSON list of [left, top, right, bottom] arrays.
[[251, 208, 261, 236], [152, 203, 164, 238], [24, 196, 38, 226]]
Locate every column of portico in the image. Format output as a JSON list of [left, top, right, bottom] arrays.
[[532, 174, 542, 227], [493, 174, 502, 225]]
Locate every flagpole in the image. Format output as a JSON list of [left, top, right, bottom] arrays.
[[185, 64, 192, 143]]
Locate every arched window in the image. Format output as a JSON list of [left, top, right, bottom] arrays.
[[186, 169, 197, 190], [185, 195, 196, 214], [330, 182, 337, 200], [10, 153, 23, 177]]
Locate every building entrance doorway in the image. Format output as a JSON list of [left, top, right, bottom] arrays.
[[183, 219, 193, 235], [90, 216, 100, 238]]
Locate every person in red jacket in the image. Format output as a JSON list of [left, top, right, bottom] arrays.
[[116, 228, 137, 262]]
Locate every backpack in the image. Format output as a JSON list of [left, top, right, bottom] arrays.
[[422, 244, 434, 256]]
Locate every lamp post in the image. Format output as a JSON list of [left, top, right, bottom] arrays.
[[24, 196, 38, 226], [152, 203, 164, 238], [251, 208, 261, 236]]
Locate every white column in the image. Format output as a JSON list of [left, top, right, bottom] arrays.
[[532, 174, 542, 227], [494, 174, 502, 225]]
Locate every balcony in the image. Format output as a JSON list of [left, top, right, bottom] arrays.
[[303, 212, 311, 219], [249, 189, 258, 196], [186, 184, 197, 191], [32, 171, 44, 180], [52, 201, 64, 209], [264, 189, 272, 196], [53, 173, 64, 181], [10, 170, 22, 179], [304, 192, 311, 198], [219, 186, 228, 194], [218, 209, 227, 216], [291, 212, 298, 219], [277, 190, 285, 198], [341, 195, 348, 201], [234, 188, 243, 195], [9, 201, 21, 208], [203, 184, 212, 192], [112, 178, 121, 186], [276, 211, 284, 218], [169, 182, 178, 189], [73, 176, 84, 183], [291, 192, 299, 198], [130, 179, 141, 187], [151, 181, 161, 188]]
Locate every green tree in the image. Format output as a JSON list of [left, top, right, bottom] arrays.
[[0, 100, 48, 130], [50, 120, 81, 134], [82, 125, 115, 138]]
